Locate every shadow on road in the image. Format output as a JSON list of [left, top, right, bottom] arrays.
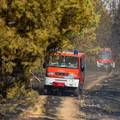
[[0, 98, 34, 120]]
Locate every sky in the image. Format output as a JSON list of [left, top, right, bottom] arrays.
[[102, 0, 119, 10]]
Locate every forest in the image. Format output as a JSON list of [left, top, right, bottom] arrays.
[[0, 0, 120, 99]]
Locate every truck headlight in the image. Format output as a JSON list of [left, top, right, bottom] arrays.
[[47, 72, 55, 75]]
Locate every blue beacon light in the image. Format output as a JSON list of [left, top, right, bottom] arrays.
[[74, 50, 79, 55]]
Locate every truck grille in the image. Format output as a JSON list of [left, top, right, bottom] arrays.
[[55, 72, 68, 76]]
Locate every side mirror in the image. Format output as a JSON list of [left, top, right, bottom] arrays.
[[81, 66, 85, 72]]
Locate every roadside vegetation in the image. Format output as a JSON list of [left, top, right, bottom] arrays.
[[0, 0, 120, 119], [0, 0, 100, 98], [81, 73, 120, 120]]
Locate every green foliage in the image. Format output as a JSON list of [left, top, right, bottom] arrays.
[[0, 0, 100, 97], [7, 83, 21, 99], [61, 0, 100, 53]]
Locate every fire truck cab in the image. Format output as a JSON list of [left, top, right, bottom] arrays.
[[43, 50, 86, 97], [96, 48, 115, 72]]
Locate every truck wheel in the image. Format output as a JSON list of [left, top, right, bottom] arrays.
[[79, 84, 83, 95], [44, 86, 52, 95], [74, 84, 81, 99], [105, 66, 111, 74], [74, 84, 83, 99], [97, 67, 101, 71]]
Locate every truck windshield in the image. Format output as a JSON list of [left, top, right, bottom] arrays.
[[99, 51, 112, 59], [48, 55, 78, 69]]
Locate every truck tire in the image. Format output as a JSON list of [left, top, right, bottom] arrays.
[[105, 65, 112, 74], [74, 87, 80, 99], [44, 86, 52, 95], [79, 84, 83, 95], [74, 84, 80, 99], [74, 84, 83, 99]]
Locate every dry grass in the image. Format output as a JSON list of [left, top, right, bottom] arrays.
[[0, 87, 47, 120]]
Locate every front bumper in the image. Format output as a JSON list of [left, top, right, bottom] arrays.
[[97, 62, 115, 68], [44, 77, 79, 88]]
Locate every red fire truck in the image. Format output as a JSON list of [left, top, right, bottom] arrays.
[[96, 48, 115, 72], [43, 50, 86, 97]]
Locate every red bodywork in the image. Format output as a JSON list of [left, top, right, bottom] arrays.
[[46, 52, 85, 87], [53, 82, 65, 87], [97, 48, 113, 64], [97, 59, 113, 63]]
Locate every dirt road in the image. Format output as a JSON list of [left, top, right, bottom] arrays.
[[1, 70, 120, 120], [38, 71, 110, 120], [40, 70, 120, 120]]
